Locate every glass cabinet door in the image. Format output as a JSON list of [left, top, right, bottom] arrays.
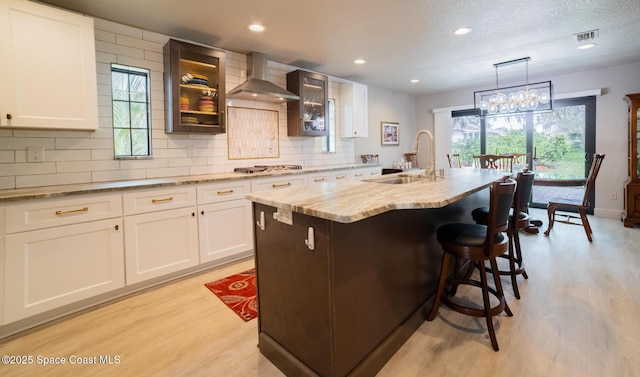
[[287, 70, 328, 137]]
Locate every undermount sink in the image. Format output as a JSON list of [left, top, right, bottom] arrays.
[[366, 176, 429, 184]]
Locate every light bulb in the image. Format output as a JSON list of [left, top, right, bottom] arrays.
[[516, 91, 527, 102], [528, 89, 538, 100], [479, 100, 489, 111], [508, 92, 517, 102], [496, 92, 507, 103], [488, 104, 498, 114], [489, 95, 498, 104], [508, 102, 518, 112], [539, 93, 550, 104], [499, 103, 509, 113], [517, 101, 527, 111], [527, 100, 539, 110]]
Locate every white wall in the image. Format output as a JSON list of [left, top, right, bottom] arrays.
[[354, 86, 417, 169], [415, 61, 640, 219]]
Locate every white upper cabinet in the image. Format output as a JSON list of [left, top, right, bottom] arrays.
[[0, 0, 99, 130], [340, 81, 368, 137]]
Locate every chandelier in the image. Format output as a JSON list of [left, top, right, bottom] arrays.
[[474, 57, 553, 116]]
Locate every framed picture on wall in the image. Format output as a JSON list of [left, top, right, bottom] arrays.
[[381, 122, 399, 145]]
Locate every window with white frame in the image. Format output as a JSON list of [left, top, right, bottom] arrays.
[[111, 64, 151, 158]]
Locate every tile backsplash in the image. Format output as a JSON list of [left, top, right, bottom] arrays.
[[0, 17, 355, 190]]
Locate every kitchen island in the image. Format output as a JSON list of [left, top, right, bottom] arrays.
[[246, 168, 506, 377]]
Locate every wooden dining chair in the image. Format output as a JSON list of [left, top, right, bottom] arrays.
[[473, 154, 513, 172], [544, 153, 605, 242], [447, 153, 461, 168]]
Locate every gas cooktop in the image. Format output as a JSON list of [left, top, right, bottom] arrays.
[[233, 165, 303, 174]]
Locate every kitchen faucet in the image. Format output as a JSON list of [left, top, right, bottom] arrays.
[[411, 129, 436, 180]]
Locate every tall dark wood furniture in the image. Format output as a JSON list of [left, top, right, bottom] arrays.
[[427, 177, 516, 351], [624, 93, 640, 227], [286, 70, 328, 136], [544, 153, 605, 242], [163, 39, 226, 133]]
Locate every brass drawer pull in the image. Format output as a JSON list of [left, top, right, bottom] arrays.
[[55, 207, 88, 215], [354, 173, 363, 177], [152, 197, 174, 203], [335, 175, 346, 180], [314, 178, 326, 182], [272, 182, 291, 188], [217, 189, 234, 195]]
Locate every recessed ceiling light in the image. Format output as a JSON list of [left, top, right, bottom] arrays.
[[578, 43, 596, 50], [248, 24, 265, 32], [454, 27, 472, 35], [354, 59, 366, 65], [410, 79, 420, 83]]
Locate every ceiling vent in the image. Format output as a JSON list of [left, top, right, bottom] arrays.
[[574, 29, 599, 43]]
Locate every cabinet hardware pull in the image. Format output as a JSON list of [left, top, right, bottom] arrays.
[[115, 225, 119, 230], [55, 207, 88, 215], [152, 197, 173, 203], [201, 210, 204, 215], [314, 178, 326, 182], [257, 211, 265, 231], [6, 114, 12, 120], [354, 173, 363, 177], [336, 175, 346, 179], [217, 189, 234, 195], [305, 227, 315, 251], [272, 182, 291, 188], [192, 212, 195, 217]]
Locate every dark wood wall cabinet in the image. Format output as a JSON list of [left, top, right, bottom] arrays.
[[164, 39, 226, 134], [286, 70, 328, 136], [624, 93, 640, 227]]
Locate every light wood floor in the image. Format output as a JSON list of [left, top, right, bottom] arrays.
[[1, 209, 639, 377]]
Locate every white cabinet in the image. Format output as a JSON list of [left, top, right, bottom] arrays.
[[340, 82, 368, 137], [251, 175, 308, 192], [0, 0, 99, 130], [331, 170, 350, 182], [123, 187, 199, 285], [3, 194, 124, 324], [307, 172, 332, 185], [197, 181, 253, 264], [351, 166, 382, 180]]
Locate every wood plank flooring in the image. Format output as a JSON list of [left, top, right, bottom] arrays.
[[1, 209, 639, 377]]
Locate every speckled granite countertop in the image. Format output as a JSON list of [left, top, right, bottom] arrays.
[[247, 168, 506, 223], [0, 164, 380, 202]]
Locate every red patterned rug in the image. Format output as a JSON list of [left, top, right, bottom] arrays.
[[204, 268, 257, 321]]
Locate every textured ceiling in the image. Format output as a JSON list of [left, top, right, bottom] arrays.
[[38, 0, 640, 96]]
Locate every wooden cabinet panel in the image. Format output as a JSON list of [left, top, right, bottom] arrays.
[[0, 0, 98, 130], [4, 218, 124, 323], [124, 207, 199, 285], [287, 70, 328, 137]]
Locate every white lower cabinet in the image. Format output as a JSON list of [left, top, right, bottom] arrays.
[[197, 181, 253, 264], [124, 206, 199, 285], [4, 218, 124, 324]]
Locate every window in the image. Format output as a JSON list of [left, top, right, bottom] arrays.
[[111, 64, 151, 158]]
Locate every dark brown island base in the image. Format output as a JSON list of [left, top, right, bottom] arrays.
[[247, 169, 505, 376]]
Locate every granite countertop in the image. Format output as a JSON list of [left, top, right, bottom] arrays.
[[246, 168, 507, 223], [0, 164, 380, 203]]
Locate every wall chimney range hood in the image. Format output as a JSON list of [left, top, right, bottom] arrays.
[[227, 52, 299, 102]]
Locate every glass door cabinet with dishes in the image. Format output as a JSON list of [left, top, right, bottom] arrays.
[[624, 93, 640, 228], [164, 39, 226, 134], [287, 70, 328, 137]]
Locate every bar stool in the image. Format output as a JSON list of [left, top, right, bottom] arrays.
[[471, 170, 535, 299], [427, 177, 516, 351]]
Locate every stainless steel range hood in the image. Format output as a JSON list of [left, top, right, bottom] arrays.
[[227, 52, 299, 102]]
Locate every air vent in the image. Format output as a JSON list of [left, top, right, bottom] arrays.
[[574, 29, 599, 43]]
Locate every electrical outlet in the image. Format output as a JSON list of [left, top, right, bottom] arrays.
[[27, 147, 45, 162], [609, 192, 617, 200]]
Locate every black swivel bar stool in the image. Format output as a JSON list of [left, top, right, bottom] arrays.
[[427, 176, 516, 351], [471, 170, 535, 299]]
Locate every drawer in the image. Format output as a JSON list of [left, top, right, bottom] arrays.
[[251, 175, 307, 192], [331, 171, 350, 181], [197, 180, 251, 204], [307, 172, 331, 185], [123, 186, 196, 215], [5, 193, 122, 234]]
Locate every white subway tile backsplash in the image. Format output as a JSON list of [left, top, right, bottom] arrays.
[[16, 172, 92, 188], [56, 160, 120, 173], [92, 169, 147, 183], [0, 176, 16, 190], [146, 167, 189, 179]]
